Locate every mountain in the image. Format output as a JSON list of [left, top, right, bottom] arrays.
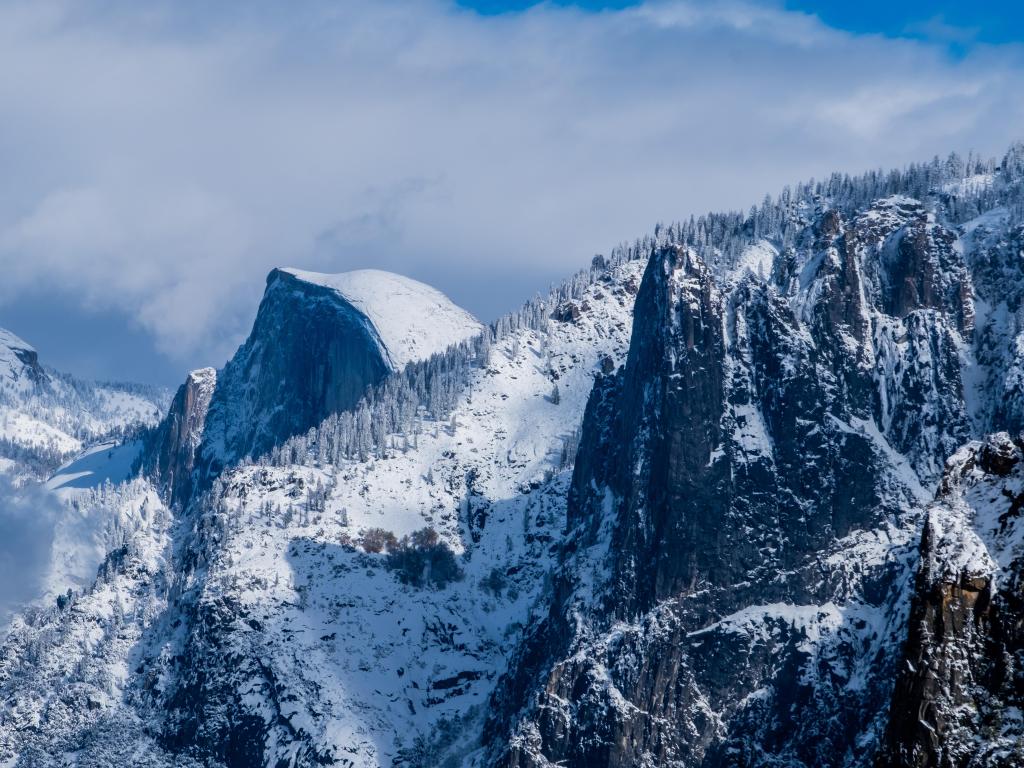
[[144, 267, 482, 509], [487, 153, 1024, 767], [0, 326, 168, 482], [0, 328, 169, 642], [880, 433, 1024, 766], [2, 145, 1024, 767]]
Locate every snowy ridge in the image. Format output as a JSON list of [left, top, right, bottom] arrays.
[[0, 257, 643, 767], [0, 329, 39, 389], [3, 145, 1024, 767], [156, 259, 643, 765], [0, 326, 168, 483], [280, 268, 482, 369]]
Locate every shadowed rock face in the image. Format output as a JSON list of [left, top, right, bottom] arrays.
[[143, 269, 396, 506], [880, 434, 1024, 768], [872, 200, 974, 334], [144, 268, 481, 508], [141, 367, 216, 508], [489, 195, 986, 768], [197, 269, 394, 478]]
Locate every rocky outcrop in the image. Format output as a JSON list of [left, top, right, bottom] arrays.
[[849, 197, 974, 334], [880, 433, 1024, 767], [0, 328, 47, 389], [193, 269, 396, 491], [489, 195, 984, 767], [140, 367, 216, 508]]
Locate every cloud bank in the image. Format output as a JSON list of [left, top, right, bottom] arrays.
[[0, 0, 1022, 370], [0, 476, 61, 633]]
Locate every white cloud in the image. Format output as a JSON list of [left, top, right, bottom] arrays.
[[0, 0, 1021, 370], [0, 476, 62, 633]]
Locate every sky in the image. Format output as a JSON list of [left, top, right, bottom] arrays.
[[0, 0, 1022, 387]]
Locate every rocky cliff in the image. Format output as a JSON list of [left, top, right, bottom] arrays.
[[3, 147, 1024, 768], [140, 367, 217, 508], [147, 267, 480, 506], [880, 434, 1024, 767], [488, 163, 1022, 767]]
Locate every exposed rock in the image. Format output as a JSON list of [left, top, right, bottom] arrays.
[[140, 367, 217, 507], [195, 269, 395, 483], [880, 434, 1024, 768], [489, 198, 982, 766]]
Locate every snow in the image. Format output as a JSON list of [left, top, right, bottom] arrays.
[[0, 328, 41, 401], [723, 239, 777, 286], [926, 435, 1024, 584], [958, 206, 1009, 240], [0, 326, 166, 484], [0, 328, 35, 361], [942, 173, 995, 198], [0, 409, 81, 455], [689, 601, 844, 644], [47, 440, 142, 494], [280, 268, 483, 369], [162, 259, 644, 764], [2, 164, 1021, 763]]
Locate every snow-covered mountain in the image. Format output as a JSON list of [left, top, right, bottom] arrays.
[[278, 268, 483, 369], [3, 145, 1024, 767], [0, 327, 168, 482], [0, 328, 169, 642]]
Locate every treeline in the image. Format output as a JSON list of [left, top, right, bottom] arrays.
[[608, 144, 1024, 277], [236, 145, 1024, 476], [257, 249, 644, 470], [0, 367, 168, 448]]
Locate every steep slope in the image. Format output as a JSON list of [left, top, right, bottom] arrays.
[[880, 433, 1024, 767], [489, 149, 1024, 767], [0, 256, 642, 767], [3, 146, 1024, 768], [139, 367, 218, 509], [0, 327, 168, 481], [184, 268, 481, 505], [147, 259, 642, 767]]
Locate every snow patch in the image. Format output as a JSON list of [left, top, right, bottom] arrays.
[[280, 268, 482, 369]]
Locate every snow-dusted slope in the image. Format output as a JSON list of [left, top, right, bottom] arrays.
[[0, 326, 168, 482], [0, 256, 643, 767], [3, 145, 1024, 768], [154, 259, 642, 766], [0, 326, 169, 646], [0, 329, 44, 392], [280, 268, 482, 369]]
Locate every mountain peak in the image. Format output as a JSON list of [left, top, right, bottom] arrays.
[[0, 327, 35, 355], [272, 267, 481, 369], [0, 326, 44, 389]]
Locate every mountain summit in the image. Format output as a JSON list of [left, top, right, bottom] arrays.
[[275, 268, 482, 369], [3, 145, 1024, 767]]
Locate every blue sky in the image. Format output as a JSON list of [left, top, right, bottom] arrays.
[[785, 2, 1023, 46], [0, 0, 1022, 386], [461, 1, 1023, 46]]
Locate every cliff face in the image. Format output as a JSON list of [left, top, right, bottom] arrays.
[[880, 434, 1024, 768], [144, 268, 481, 506], [5, 150, 1024, 768], [195, 269, 396, 483], [141, 367, 217, 508], [489, 193, 989, 768], [0, 328, 46, 390]]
